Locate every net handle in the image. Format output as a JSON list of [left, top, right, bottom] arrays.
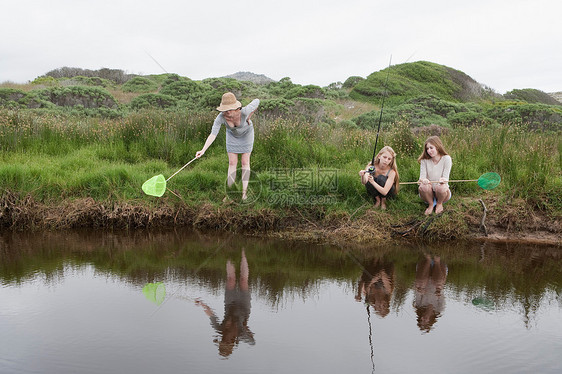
[[166, 157, 198, 182], [400, 178, 478, 185]]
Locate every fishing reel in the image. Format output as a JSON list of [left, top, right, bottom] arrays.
[[366, 165, 376, 175]]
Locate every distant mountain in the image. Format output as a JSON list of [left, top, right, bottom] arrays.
[[549, 92, 562, 104], [222, 71, 275, 85]]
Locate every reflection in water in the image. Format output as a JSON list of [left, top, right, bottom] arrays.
[[355, 258, 395, 317], [413, 254, 448, 332], [1, 230, 562, 373], [196, 249, 255, 358], [142, 282, 166, 305]]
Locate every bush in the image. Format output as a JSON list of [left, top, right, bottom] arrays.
[[504, 88, 561, 106], [0, 88, 51, 109], [160, 79, 203, 101], [31, 76, 59, 86], [130, 93, 178, 110], [342, 76, 364, 89], [122, 77, 159, 93], [484, 102, 562, 130], [41, 67, 132, 84], [60, 76, 114, 88], [284, 85, 326, 99], [37, 86, 118, 109], [0, 88, 27, 107]]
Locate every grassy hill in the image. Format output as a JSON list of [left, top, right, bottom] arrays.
[[350, 61, 496, 105], [1, 62, 561, 130]]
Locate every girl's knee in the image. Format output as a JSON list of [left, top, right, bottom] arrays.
[[419, 184, 432, 193], [435, 185, 449, 194]]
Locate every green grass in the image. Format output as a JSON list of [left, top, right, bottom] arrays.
[[0, 108, 560, 218]]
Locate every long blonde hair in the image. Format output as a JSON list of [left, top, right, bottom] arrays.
[[375, 146, 400, 192], [417, 136, 449, 162]]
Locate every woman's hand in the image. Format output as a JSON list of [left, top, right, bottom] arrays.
[[439, 177, 447, 184], [359, 170, 366, 176], [421, 178, 430, 185], [195, 150, 205, 158]]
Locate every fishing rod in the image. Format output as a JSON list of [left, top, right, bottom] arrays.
[[368, 55, 393, 174]]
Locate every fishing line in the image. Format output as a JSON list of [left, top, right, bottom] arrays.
[[144, 50, 169, 74], [366, 304, 376, 374]]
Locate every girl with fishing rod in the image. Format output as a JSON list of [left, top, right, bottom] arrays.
[[417, 136, 452, 215], [196, 92, 260, 201], [359, 146, 400, 209]]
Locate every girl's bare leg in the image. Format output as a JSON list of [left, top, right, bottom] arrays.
[[434, 185, 450, 214], [419, 184, 435, 215]]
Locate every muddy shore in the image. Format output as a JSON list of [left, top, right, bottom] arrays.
[[1, 192, 560, 247]]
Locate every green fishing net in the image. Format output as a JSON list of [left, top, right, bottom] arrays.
[[477, 172, 501, 190], [142, 174, 166, 197]]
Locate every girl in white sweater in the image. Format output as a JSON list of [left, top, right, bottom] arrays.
[[418, 136, 452, 215]]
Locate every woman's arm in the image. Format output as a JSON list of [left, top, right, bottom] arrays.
[[243, 99, 260, 115], [196, 115, 223, 157], [196, 134, 217, 158], [243, 99, 260, 123]]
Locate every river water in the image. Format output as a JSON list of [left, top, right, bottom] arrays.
[[1, 230, 561, 374]]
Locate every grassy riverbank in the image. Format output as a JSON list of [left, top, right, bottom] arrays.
[[0, 108, 560, 243]]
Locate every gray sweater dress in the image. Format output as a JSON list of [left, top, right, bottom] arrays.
[[211, 99, 260, 154]]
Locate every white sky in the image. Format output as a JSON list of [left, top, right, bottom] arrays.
[[1, 0, 560, 94]]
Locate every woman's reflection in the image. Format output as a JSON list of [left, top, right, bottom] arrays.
[[413, 253, 448, 332], [355, 258, 395, 317], [196, 249, 254, 357]]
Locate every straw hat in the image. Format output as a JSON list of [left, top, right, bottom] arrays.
[[216, 92, 241, 111]]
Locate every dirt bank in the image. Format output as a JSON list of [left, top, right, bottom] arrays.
[[0, 192, 560, 246]]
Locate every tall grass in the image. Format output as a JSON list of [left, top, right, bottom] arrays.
[[0, 108, 560, 215]]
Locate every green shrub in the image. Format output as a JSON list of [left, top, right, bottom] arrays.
[[122, 77, 159, 93], [160, 79, 203, 101], [504, 88, 561, 106], [129, 93, 178, 110], [284, 85, 325, 99], [31, 76, 59, 86], [0, 88, 27, 107], [37, 86, 118, 109], [342, 76, 364, 89]]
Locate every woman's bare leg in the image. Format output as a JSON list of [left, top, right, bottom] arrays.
[[227, 153, 238, 187], [241, 152, 251, 200]]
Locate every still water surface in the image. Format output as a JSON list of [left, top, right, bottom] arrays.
[[1, 230, 561, 374]]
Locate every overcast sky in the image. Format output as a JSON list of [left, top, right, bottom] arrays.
[[2, 0, 560, 94]]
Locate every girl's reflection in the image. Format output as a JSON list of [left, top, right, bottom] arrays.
[[196, 249, 255, 357], [356, 258, 395, 317], [413, 254, 448, 332]]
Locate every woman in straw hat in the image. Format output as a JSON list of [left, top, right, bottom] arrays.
[[196, 92, 260, 201]]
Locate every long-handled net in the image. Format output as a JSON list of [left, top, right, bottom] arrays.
[[142, 157, 198, 197], [400, 172, 501, 190]]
